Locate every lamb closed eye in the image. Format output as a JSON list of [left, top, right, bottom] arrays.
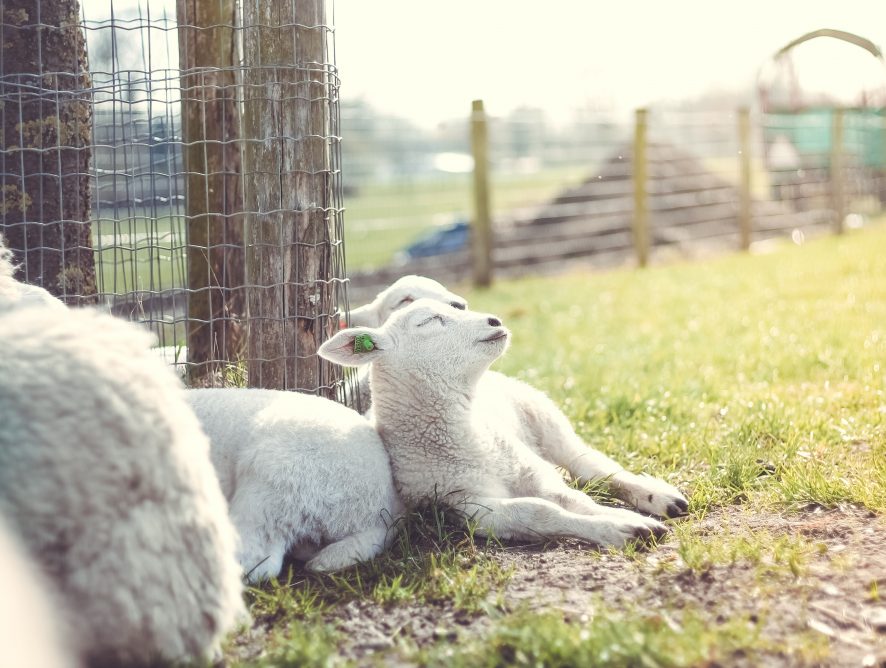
[[416, 316, 445, 327]]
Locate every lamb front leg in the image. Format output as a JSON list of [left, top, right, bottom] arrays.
[[565, 447, 689, 519], [521, 390, 689, 519], [455, 495, 664, 548]]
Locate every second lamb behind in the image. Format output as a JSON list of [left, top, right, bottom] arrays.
[[186, 389, 402, 580], [320, 300, 673, 549]]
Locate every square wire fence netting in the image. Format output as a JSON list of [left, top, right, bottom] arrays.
[[1, 0, 358, 400]]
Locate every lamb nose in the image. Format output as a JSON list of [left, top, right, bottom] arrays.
[[487, 317, 502, 327]]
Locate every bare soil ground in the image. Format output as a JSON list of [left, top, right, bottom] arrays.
[[315, 506, 886, 667]]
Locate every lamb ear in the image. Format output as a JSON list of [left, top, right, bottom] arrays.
[[319, 327, 388, 367], [347, 303, 380, 328]]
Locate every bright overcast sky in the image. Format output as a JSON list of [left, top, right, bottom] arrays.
[[333, 0, 886, 125]]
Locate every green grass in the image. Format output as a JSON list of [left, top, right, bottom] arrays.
[[414, 607, 825, 668], [467, 222, 886, 514], [225, 223, 886, 666]]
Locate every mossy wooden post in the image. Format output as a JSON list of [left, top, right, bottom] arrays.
[[177, 0, 245, 384], [0, 0, 96, 304], [830, 108, 846, 235], [632, 108, 650, 267], [242, 0, 340, 393], [738, 107, 753, 251], [471, 99, 492, 287]]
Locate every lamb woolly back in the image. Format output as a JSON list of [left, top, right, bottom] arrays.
[[321, 299, 673, 550], [0, 515, 76, 668], [348, 277, 689, 519], [186, 388, 402, 580], [0, 236, 65, 311], [0, 306, 245, 666]]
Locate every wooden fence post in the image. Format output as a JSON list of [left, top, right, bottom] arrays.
[[632, 108, 650, 267], [242, 0, 340, 393], [177, 0, 245, 384], [471, 99, 493, 288], [830, 108, 846, 234], [738, 107, 753, 251]]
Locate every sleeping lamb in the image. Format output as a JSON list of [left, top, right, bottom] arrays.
[[186, 388, 403, 580], [0, 305, 245, 666], [320, 299, 672, 548], [348, 276, 688, 519]]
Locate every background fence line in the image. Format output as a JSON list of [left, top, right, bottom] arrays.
[[345, 102, 884, 301]]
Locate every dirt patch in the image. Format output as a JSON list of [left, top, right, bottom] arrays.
[[233, 506, 886, 666], [348, 507, 885, 666]]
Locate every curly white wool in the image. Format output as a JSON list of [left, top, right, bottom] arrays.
[[186, 388, 403, 581], [0, 305, 245, 666]]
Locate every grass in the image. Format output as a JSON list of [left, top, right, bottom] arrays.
[[414, 607, 824, 668], [468, 222, 886, 515], [225, 222, 886, 667]]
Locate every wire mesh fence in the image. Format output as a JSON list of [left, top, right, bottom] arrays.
[[1, 0, 353, 397]]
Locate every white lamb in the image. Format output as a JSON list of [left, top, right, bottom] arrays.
[[347, 276, 689, 519], [348, 275, 467, 410], [185, 388, 403, 581], [0, 515, 75, 668], [0, 305, 245, 666], [0, 236, 66, 311], [320, 300, 675, 548]]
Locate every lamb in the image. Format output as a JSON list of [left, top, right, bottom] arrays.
[[320, 299, 674, 548], [0, 515, 75, 668], [347, 276, 689, 519], [348, 275, 467, 410], [0, 236, 66, 311], [0, 305, 245, 666], [185, 388, 403, 581]]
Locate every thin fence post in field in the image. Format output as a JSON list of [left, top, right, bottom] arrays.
[[242, 0, 340, 393], [738, 107, 753, 251], [471, 99, 493, 288], [632, 108, 650, 267], [830, 108, 846, 234], [177, 0, 245, 385]]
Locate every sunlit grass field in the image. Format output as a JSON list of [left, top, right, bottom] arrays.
[[227, 223, 886, 666]]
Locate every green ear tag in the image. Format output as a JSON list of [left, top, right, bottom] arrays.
[[354, 333, 375, 354]]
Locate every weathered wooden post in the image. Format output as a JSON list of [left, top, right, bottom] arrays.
[[242, 0, 340, 393], [471, 99, 493, 288], [0, 0, 96, 304], [830, 108, 846, 234], [738, 107, 753, 251], [632, 108, 650, 267], [177, 0, 245, 383]]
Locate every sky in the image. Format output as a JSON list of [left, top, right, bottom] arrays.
[[333, 0, 886, 125], [77, 0, 886, 126]]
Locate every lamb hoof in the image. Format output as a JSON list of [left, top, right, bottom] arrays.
[[665, 498, 689, 518], [630, 474, 690, 519], [633, 520, 668, 542]]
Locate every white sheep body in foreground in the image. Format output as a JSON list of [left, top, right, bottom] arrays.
[[0, 516, 75, 668], [321, 300, 671, 548], [348, 276, 689, 519], [186, 388, 403, 580], [0, 306, 245, 666], [0, 238, 65, 311]]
